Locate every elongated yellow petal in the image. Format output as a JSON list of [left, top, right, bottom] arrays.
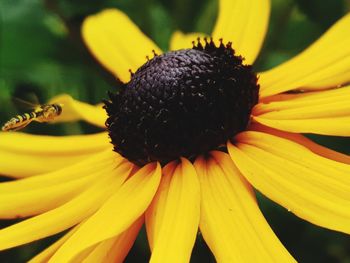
[[253, 116, 350, 136], [0, 150, 117, 193], [259, 13, 350, 97], [50, 162, 161, 262], [235, 131, 350, 183], [146, 158, 200, 263], [212, 0, 270, 64], [0, 150, 94, 178], [229, 131, 350, 234], [0, 132, 110, 178], [0, 161, 133, 251], [68, 245, 97, 263], [194, 152, 295, 262], [82, 9, 162, 83], [254, 86, 350, 119], [169, 31, 207, 50], [250, 123, 350, 164], [48, 94, 106, 128], [0, 150, 123, 219], [145, 162, 177, 249], [29, 226, 80, 263], [82, 217, 144, 263], [0, 172, 96, 219], [253, 86, 350, 136], [0, 132, 109, 154]]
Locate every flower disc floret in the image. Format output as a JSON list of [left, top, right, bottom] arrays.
[[105, 39, 259, 165]]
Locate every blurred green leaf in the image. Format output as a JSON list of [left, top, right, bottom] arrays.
[[295, 0, 345, 29], [195, 0, 217, 34], [148, 3, 173, 50]]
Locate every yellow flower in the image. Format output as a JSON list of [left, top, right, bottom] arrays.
[[1, 0, 350, 262]]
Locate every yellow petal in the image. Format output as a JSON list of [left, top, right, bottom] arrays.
[[146, 158, 200, 263], [48, 94, 106, 128], [0, 150, 94, 178], [254, 86, 350, 119], [0, 150, 118, 192], [0, 131, 109, 154], [194, 152, 295, 262], [212, 0, 270, 64], [0, 161, 133, 251], [29, 226, 80, 263], [229, 131, 350, 234], [82, 217, 144, 263], [252, 86, 350, 136], [0, 132, 110, 178], [0, 151, 122, 218], [63, 245, 97, 263], [0, 149, 117, 193], [253, 116, 350, 136], [259, 13, 350, 97], [50, 162, 161, 262], [169, 31, 207, 51], [250, 123, 350, 164], [0, 173, 96, 219], [82, 9, 162, 83]]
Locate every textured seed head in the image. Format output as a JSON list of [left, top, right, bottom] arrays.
[[105, 39, 259, 165]]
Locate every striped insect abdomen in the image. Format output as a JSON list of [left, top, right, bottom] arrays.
[[1, 112, 37, 131]]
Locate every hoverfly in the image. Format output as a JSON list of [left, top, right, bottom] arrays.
[[2, 98, 63, 132]]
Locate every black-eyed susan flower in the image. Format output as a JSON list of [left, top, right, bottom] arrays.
[[1, 0, 350, 262]]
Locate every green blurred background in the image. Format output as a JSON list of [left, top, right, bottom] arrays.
[[1, 0, 350, 262]]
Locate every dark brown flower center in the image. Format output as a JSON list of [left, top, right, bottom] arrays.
[[104, 39, 259, 166]]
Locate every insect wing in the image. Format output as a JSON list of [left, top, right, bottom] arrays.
[[12, 97, 40, 111]]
